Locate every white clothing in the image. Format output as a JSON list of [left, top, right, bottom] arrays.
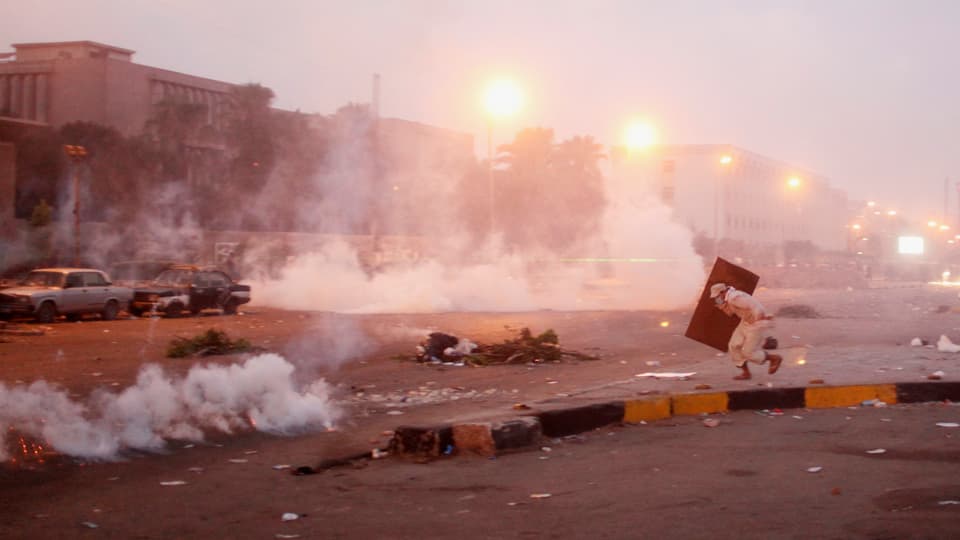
[[719, 288, 775, 367]]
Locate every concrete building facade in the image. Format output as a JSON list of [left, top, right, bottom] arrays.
[[0, 41, 233, 135], [613, 144, 850, 255]]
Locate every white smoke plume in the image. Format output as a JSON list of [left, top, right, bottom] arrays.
[[251, 175, 705, 313], [0, 353, 339, 460]]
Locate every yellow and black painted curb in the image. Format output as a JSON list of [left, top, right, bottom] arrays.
[[389, 381, 960, 457]]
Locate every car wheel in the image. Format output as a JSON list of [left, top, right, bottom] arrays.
[[166, 301, 185, 318], [65, 313, 82, 322], [223, 300, 238, 315], [190, 306, 203, 316], [35, 302, 57, 324], [130, 307, 144, 317], [102, 300, 119, 321]]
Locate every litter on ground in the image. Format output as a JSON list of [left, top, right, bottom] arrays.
[[635, 372, 696, 379]]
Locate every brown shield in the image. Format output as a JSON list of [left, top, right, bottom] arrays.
[[684, 257, 760, 352]]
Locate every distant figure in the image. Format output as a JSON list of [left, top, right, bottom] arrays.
[[710, 282, 783, 380]]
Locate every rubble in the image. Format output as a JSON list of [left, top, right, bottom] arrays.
[[937, 335, 960, 353], [412, 328, 596, 366]]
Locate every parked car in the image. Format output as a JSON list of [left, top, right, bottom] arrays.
[[0, 268, 133, 323], [130, 265, 250, 317], [108, 260, 178, 288]]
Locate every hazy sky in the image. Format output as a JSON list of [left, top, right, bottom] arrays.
[[4, 0, 960, 220]]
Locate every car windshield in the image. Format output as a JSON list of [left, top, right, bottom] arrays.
[[22, 271, 64, 287], [153, 269, 193, 286]]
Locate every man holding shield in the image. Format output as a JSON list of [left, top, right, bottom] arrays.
[[710, 282, 783, 380]]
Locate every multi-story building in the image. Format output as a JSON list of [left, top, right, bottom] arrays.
[[0, 40, 232, 135], [612, 144, 850, 257]]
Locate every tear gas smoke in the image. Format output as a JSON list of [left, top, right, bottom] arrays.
[[252, 170, 704, 313], [0, 353, 339, 460]]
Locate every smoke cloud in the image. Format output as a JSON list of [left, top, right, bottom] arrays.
[[0, 353, 339, 460], [251, 167, 705, 313]]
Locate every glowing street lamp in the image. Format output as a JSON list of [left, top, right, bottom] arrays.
[[483, 79, 523, 238], [928, 220, 938, 228], [713, 154, 734, 257], [787, 176, 802, 189], [624, 121, 657, 151], [887, 210, 897, 216]]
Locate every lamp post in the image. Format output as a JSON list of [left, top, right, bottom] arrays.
[[63, 144, 87, 267], [717, 154, 733, 258], [483, 79, 522, 239]]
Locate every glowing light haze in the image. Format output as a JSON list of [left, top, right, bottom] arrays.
[[5, 0, 959, 218]]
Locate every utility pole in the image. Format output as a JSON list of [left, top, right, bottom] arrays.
[[63, 144, 87, 267]]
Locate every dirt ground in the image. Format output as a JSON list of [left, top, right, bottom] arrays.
[[1, 283, 960, 537]]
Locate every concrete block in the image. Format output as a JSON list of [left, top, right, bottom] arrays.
[[492, 417, 541, 451], [452, 423, 495, 456]]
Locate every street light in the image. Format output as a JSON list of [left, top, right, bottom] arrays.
[[483, 79, 523, 238], [624, 121, 656, 151], [787, 176, 802, 189], [63, 144, 87, 267], [715, 154, 733, 257]]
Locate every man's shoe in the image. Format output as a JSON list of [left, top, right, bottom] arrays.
[[767, 354, 783, 374]]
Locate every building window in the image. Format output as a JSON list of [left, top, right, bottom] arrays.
[[661, 186, 675, 204]]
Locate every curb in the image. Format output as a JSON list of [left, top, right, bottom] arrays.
[[388, 381, 960, 458]]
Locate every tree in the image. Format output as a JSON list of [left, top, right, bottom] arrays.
[[493, 128, 608, 254]]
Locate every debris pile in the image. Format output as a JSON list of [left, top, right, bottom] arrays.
[[416, 328, 597, 366], [166, 328, 256, 358], [415, 328, 596, 366]]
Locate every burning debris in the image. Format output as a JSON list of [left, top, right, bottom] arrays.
[[413, 328, 596, 366], [166, 329, 257, 358]]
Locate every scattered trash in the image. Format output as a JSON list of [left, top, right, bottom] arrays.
[[275, 535, 301, 539], [861, 399, 887, 407], [272, 464, 291, 470], [831, 487, 842, 496], [281, 513, 300, 522], [541, 446, 552, 452], [808, 379, 825, 385], [806, 467, 823, 473], [694, 384, 712, 390], [244, 450, 259, 455], [372, 448, 389, 459], [187, 467, 204, 473], [386, 410, 405, 416], [702, 418, 720, 428], [81, 522, 99, 529], [160, 480, 187, 486], [938, 500, 960, 505], [865, 449, 886, 454], [910, 337, 925, 347], [529, 493, 552, 499], [228, 459, 248, 464], [512, 403, 531, 410], [938, 335, 960, 353], [936, 422, 959, 428], [635, 372, 696, 379], [792, 415, 803, 420], [929, 372, 945, 380], [645, 360, 661, 367]]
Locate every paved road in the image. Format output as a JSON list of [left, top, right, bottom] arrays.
[[2, 404, 958, 539]]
